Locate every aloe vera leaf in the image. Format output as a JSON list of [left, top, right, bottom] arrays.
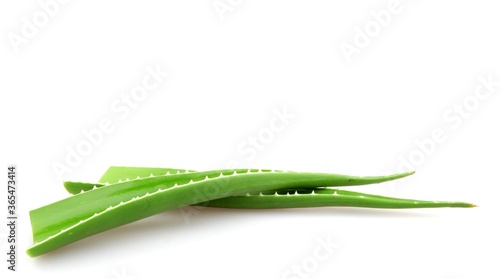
[[28, 169, 413, 257], [67, 167, 472, 209]]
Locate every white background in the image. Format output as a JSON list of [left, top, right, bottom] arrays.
[[1, 1, 499, 278]]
